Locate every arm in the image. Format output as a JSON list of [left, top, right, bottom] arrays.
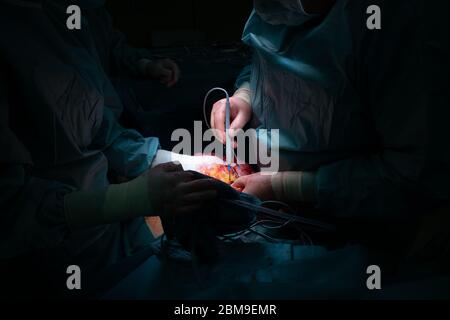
[[98, 9, 154, 77], [0, 70, 73, 259], [97, 8, 180, 85], [233, 65, 252, 105], [312, 0, 448, 220], [91, 103, 160, 178], [239, 0, 450, 221]]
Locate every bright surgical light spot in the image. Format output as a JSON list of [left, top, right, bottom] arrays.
[[197, 163, 254, 191]]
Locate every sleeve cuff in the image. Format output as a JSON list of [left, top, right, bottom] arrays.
[[137, 58, 153, 76], [233, 81, 251, 106], [271, 171, 317, 203]]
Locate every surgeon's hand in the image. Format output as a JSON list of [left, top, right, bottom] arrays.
[[147, 162, 218, 216], [145, 58, 181, 87], [210, 96, 252, 147], [232, 173, 275, 201]]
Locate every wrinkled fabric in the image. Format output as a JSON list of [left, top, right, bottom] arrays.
[[83, 6, 155, 77], [254, 0, 319, 26], [238, 0, 450, 220], [0, 0, 158, 264]]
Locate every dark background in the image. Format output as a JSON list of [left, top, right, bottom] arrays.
[[106, 0, 254, 48], [105, 0, 254, 150]]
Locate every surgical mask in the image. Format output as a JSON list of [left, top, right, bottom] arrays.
[[254, 0, 318, 26]]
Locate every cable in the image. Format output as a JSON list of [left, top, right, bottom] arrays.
[[218, 219, 274, 240], [218, 217, 312, 246], [203, 87, 239, 169], [259, 219, 293, 230], [203, 87, 229, 130], [246, 228, 284, 243], [225, 199, 336, 232], [261, 200, 295, 214], [293, 224, 314, 246]]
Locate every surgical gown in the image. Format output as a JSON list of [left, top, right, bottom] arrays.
[[237, 0, 450, 220], [83, 3, 155, 78], [0, 0, 159, 294]]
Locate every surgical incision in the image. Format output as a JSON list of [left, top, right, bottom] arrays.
[[197, 163, 253, 190]]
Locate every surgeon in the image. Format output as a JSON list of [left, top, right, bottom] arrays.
[[0, 0, 220, 297], [211, 0, 449, 220]]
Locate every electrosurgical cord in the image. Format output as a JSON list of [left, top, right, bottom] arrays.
[[203, 87, 238, 175], [261, 200, 296, 214], [161, 202, 317, 287], [223, 199, 336, 232]]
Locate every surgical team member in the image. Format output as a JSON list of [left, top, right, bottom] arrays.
[[211, 0, 449, 219], [83, 0, 181, 87], [0, 0, 216, 296]]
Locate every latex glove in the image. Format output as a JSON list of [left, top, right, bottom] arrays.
[[231, 172, 275, 201], [210, 95, 252, 147], [141, 58, 181, 87], [232, 171, 318, 203], [64, 162, 218, 228], [152, 150, 225, 172], [149, 162, 218, 216]]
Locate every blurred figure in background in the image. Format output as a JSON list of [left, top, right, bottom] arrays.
[[84, 0, 180, 87]]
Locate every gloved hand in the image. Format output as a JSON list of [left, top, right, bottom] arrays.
[[140, 58, 181, 87], [162, 171, 259, 263], [232, 171, 317, 203], [64, 162, 218, 228], [231, 172, 275, 201], [210, 94, 252, 147], [148, 162, 218, 216]]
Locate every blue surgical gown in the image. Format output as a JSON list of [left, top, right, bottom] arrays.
[[0, 0, 159, 275], [237, 0, 450, 220]]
